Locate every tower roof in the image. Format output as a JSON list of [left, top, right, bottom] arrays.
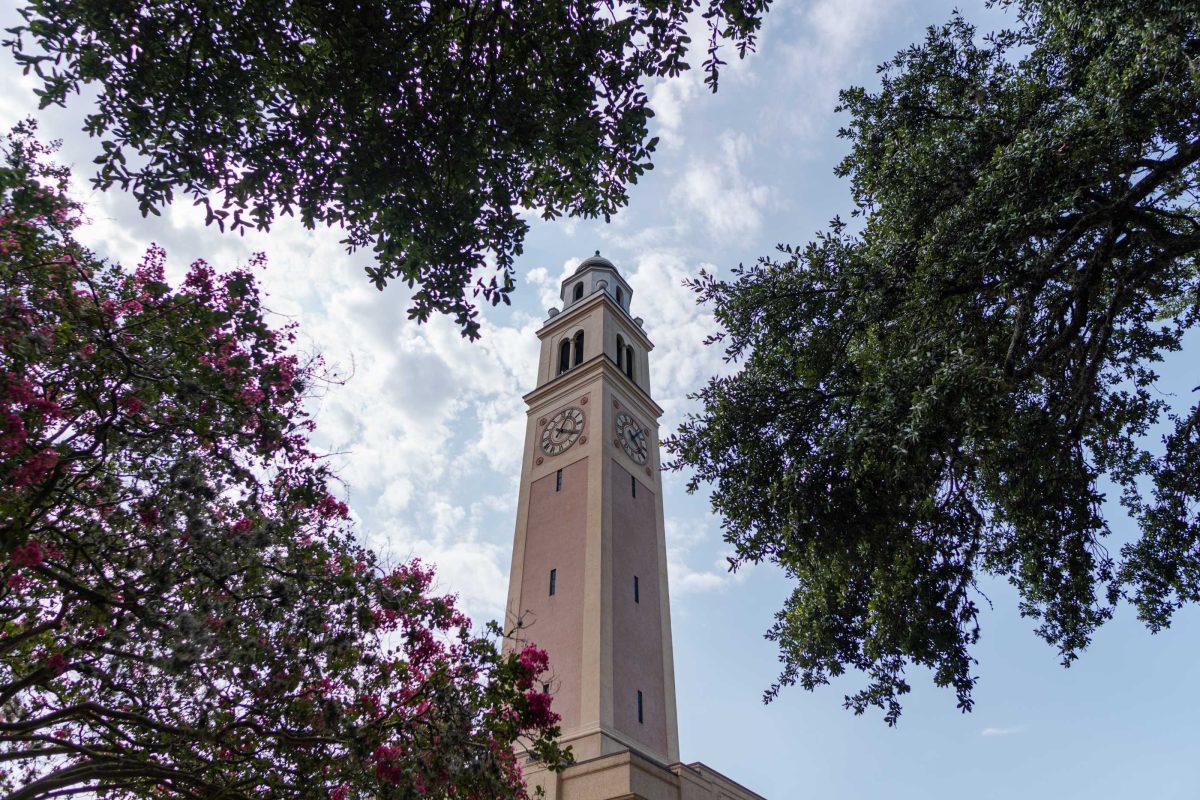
[[574, 250, 617, 275], [554, 248, 636, 319]]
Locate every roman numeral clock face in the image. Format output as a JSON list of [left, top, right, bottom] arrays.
[[614, 411, 648, 465], [540, 406, 585, 456]]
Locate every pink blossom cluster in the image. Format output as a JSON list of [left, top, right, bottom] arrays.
[[0, 136, 569, 800], [516, 643, 551, 684]]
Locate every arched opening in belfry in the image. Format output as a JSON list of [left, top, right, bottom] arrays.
[[573, 331, 585, 366], [624, 345, 634, 380], [558, 339, 571, 374], [573, 282, 584, 302], [616, 286, 624, 307], [616, 334, 626, 370]]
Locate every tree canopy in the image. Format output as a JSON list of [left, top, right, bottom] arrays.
[[666, 0, 1200, 724], [6, 0, 770, 338], [0, 125, 568, 799]]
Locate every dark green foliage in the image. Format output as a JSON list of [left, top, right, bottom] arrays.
[[666, 0, 1200, 723], [5, 0, 769, 339]]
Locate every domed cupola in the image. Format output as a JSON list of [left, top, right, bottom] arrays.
[[574, 251, 616, 274], [560, 250, 634, 313]]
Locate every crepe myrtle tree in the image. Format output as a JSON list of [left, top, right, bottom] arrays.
[[0, 125, 569, 800], [667, 0, 1200, 724], [6, 0, 771, 339]]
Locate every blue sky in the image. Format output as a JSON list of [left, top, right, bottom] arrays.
[[3, 1, 1198, 797]]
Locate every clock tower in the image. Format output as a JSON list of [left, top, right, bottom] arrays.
[[505, 253, 764, 800]]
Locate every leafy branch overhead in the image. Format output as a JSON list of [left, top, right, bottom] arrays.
[[666, 0, 1200, 724], [6, 0, 770, 339]]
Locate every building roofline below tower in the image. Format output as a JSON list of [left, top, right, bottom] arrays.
[[518, 747, 768, 800]]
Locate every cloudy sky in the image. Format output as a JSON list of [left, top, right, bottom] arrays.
[[3, 1, 1198, 797]]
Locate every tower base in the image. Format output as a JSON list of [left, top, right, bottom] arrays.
[[523, 749, 765, 800]]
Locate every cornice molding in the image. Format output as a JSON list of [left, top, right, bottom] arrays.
[[547, 722, 675, 772], [524, 352, 663, 420], [537, 290, 655, 351]]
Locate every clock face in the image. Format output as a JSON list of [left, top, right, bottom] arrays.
[[540, 406, 585, 456], [614, 411, 649, 465]]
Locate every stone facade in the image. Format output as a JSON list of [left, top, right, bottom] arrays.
[[505, 254, 763, 800]]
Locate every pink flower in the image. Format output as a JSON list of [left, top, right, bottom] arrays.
[[517, 644, 550, 682], [11, 540, 44, 568], [522, 690, 559, 728], [329, 786, 348, 800], [43, 652, 68, 676], [11, 448, 58, 487], [371, 743, 406, 784], [119, 394, 145, 415], [78, 343, 95, 357], [316, 493, 349, 520], [0, 412, 28, 456], [135, 245, 166, 285], [238, 386, 266, 406]]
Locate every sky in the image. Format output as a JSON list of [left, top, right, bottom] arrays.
[[2, 1, 1198, 798]]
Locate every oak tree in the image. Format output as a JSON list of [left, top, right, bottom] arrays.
[[667, 0, 1200, 723], [6, 0, 770, 338]]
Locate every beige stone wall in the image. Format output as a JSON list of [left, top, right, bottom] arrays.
[[538, 298, 609, 386], [602, 383, 680, 764], [610, 459, 668, 757], [518, 457, 590, 731], [536, 287, 653, 391], [601, 297, 653, 395]]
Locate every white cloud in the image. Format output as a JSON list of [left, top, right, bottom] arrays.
[[650, 73, 704, 150], [623, 250, 734, 428], [666, 518, 747, 597], [981, 726, 1027, 737], [772, 0, 902, 140], [805, 0, 893, 58], [671, 131, 773, 241], [526, 258, 580, 313], [646, 3, 765, 151]]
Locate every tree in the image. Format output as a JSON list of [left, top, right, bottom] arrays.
[[5, 0, 771, 339], [0, 124, 568, 799], [665, 0, 1200, 724]]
